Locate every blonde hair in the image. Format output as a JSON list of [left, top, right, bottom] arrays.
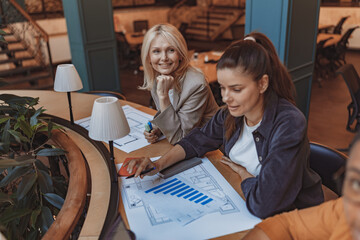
[[139, 23, 191, 91]]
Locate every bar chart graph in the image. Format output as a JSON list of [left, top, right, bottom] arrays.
[[144, 178, 214, 206]]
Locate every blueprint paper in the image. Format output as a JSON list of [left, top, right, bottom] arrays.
[[76, 105, 155, 153], [118, 157, 261, 240]]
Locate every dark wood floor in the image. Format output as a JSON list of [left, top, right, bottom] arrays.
[[120, 50, 360, 152]]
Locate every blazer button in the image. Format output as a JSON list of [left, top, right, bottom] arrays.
[[255, 137, 260, 142], [259, 156, 262, 161]]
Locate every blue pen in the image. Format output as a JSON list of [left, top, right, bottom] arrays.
[[145, 121, 153, 133]]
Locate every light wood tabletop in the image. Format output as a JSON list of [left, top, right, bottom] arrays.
[[1, 90, 249, 239], [317, 33, 342, 47]]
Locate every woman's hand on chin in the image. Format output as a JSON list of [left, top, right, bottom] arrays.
[[156, 75, 175, 98]]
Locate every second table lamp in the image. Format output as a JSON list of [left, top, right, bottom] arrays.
[[88, 96, 130, 182]]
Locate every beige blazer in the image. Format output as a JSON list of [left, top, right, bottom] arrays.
[[151, 68, 219, 144]]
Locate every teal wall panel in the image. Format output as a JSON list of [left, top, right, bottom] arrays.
[[245, 0, 320, 118], [62, 0, 120, 92], [245, 0, 289, 61]]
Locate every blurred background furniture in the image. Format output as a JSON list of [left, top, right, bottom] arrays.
[[336, 64, 360, 133], [309, 142, 347, 196], [332, 15, 350, 34], [116, 32, 141, 70], [133, 20, 148, 33]]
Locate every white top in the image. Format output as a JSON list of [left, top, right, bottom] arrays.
[[229, 118, 262, 176]]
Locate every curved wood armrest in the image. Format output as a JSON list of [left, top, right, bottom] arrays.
[[43, 130, 88, 240]]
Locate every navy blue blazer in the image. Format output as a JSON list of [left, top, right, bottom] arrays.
[[177, 92, 324, 219]]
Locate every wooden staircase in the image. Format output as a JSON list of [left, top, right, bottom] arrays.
[[185, 7, 245, 41], [0, 28, 53, 89]]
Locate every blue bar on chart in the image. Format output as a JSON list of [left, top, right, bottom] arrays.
[[195, 196, 208, 203], [171, 186, 190, 195], [145, 178, 178, 193], [153, 180, 181, 194], [177, 188, 194, 197], [144, 178, 214, 206], [184, 190, 199, 199], [163, 183, 186, 194]]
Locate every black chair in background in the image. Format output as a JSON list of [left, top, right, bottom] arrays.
[[333, 26, 359, 65], [133, 20, 148, 33], [309, 142, 347, 196], [178, 22, 188, 42], [314, 37, 334, 86], [323, 26, 359, 73], [332, 16, 350, 34], [85, 90, 126, 101], [116, 32, 140, 69], [336, 64, 360, 133]]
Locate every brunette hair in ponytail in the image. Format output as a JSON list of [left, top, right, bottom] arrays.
[[217, 32, 296, 140]]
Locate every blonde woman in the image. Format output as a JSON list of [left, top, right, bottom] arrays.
[[140, 23, 218, 144]]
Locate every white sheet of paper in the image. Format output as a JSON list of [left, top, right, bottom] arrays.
[[76, 105, 156, 153], [117, 157, 261, 240]]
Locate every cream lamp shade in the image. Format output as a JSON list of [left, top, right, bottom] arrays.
[[54, 64, 83, 92], [88, 97, 130, 141]]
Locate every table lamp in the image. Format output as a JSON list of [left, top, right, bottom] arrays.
[[54, 64, 83, 125], [88, 97, 130, 182]]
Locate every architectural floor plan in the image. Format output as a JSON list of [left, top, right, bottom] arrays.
[[117, 157, 261, 240], [76, 105, 154, 152]]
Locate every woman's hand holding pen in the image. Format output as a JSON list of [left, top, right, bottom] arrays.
[[144, 126, 162, 143], [123, 157, 159, 179]]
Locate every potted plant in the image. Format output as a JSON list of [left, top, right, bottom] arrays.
[[0, 94, 69, 239]]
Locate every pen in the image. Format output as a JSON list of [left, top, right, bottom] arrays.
[[126, 167, 156, 179], [145, 121, 153, 133]]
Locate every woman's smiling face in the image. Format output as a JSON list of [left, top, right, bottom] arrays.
[[149, 35, 180, 75]]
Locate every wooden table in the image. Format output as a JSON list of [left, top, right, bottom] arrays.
[[190, 51, 223, 83], [317, 33, 342, 47], [1, 90, 249, 239]]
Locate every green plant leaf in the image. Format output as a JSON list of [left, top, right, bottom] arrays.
[[40, 206, 53, 233], [36, 148, 67, 157], [0, 94, 38, 106], [47, 121, 53, 138], [19, 119, 33, 139], [30, 208, 41, 229], [38, 170, 53, 193], [0, 116, 12, 124], [17, 172, 37, 200], [18, 212, 30, 236], [1, 120, 11, 153], [0, 192, 13, 205], [0, 207, 32, 224], [0, 165, 31, 188], [27, 226, 39, 240], [8, 130, 30, 143], [43, 193, 64, 209], [30, 107, 45, 127], [0, 156, 36, 168], [34, 159, 48, 172]]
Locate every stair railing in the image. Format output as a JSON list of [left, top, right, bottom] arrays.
[[1, 0, 54, 79]]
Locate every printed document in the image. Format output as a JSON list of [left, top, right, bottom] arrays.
[[116, 157, 261, 240]]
